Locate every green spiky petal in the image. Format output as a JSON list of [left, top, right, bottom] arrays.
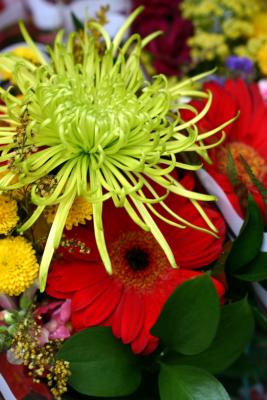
[[0, 8, 234, 291]]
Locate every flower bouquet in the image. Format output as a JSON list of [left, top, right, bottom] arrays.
[[1, 5, 267, 400]]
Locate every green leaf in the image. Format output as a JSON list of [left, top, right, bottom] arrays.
[[19, 294, 32, 311], [234, 252, 267, 281], [57, 327, 142, 397], [211, 241, 232, 279], [226, 150, 240, 188], [240, 156, 267, 224], [151, 275, 220, 355], [158, 364, 230, 400], [253, 306, 267, 334], [163, 298, 254, 374], [226, 194, 263, 273], [71, 12, 84, 31]]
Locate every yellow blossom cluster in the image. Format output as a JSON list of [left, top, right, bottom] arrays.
[[181, 0, 267, 75], [189, 33, 229, 62], [12, 315, 70, 399], [222, 19, 254, 40]]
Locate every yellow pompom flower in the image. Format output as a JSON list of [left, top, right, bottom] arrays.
[[257, 43, 267, 74], [252, 13, 267, 37], [0, 195, 19, 234], [0, 236, 39, 295], [45, 196, 92, 230]]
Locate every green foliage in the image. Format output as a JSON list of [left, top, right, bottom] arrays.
[[162, 298, 254, 374], [57, 327, 141, 397], [222, 193, 267, 282], [71, 12, 84, 31], [151, 275, 220, 355], [253, 306, 267, 334], [151, 278, 254, 400], [227, 150, 240, 188], [211, 241, 232, 278], [235, 252, 267, 281], [19, 293, 32, 311], [58, 276, 255, 399], [240, 156, 267, 222], [158, 365, 230, 400], [0, 327, 12, 351], [226, 194, 264, 274]]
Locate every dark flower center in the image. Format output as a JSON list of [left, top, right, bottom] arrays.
[[124, 247, 149, 271]]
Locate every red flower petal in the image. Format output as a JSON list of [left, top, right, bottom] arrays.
[[72, 279, 123, 329], [71, 278, 111, 312], [47, 260, 107, 295], [0, 353, 52, 400], [112, 287, 145, 344]]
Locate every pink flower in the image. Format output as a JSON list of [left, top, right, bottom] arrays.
[[35, 299, 72, 343], [258, 79, 267, 104], [0, 294, 17, 311]]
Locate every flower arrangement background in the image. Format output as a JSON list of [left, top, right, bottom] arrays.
[[1, 2, 267, 400]]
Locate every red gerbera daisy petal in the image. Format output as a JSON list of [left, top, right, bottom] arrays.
[[112, 287, 145, 344], [46, 177, 226, 354], [182, 79, 267, 218], [72, 279, 123, 329], [71, 277, 112, 312]]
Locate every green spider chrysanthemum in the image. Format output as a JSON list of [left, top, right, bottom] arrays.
[[0, 8, 234, 291]]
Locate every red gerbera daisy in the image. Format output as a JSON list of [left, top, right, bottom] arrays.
[[183, 79, 267, 217], [46, 174, 225, 354]]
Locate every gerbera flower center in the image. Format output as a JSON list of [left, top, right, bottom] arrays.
[[216, 142, 267, 187], [124, 247, 149, 271], [110, 231, 169, 291]]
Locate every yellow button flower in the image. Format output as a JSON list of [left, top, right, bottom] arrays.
[[257, 43, 267, 74], [45, 196, 93, 230], [0, 195, 19, 234], [252, 13, 267, 37], [0, 236, 39, 296]]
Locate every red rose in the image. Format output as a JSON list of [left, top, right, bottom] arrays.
[[131, 0, 193, 76]]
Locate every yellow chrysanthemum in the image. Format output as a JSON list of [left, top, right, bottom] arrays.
[[0, 195, 19, 234], [0, 236, 39, 295], [257, 43, 267, 74], [45, 196, 93, 230], [0, 46, 40, 81]]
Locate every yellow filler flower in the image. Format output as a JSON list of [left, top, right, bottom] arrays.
[[0, 236, 39, 295], [0, 8, 235, 290]]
